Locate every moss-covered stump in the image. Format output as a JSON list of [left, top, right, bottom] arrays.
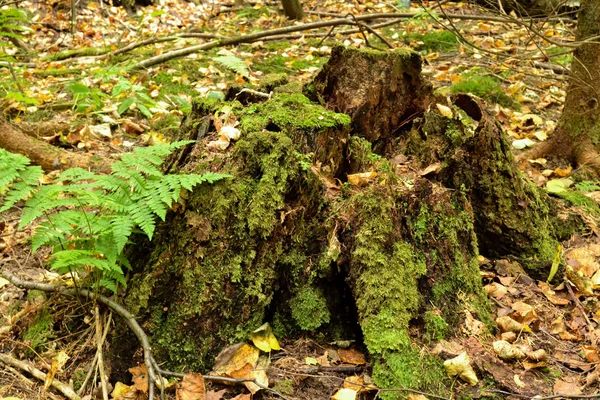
[[402, 94, 566, 277], [114, 47, 574, 396], [308, 46, 431, 146]]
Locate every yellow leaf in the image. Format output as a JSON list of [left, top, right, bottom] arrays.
[[331, 388, 358, 400], [547, 244, 562, 283], [213, 343, 260, 377], [443, 352, 478, 385], [176, 373, 205, 400], [249, 323, 280, 352], [111, 382, 132, 398], [347, 172, 376, 187], [436, 103, 454, 119]]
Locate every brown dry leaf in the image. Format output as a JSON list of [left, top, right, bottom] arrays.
[[559, 330, 581, 342], [317, 351, 331, 367], [511, 301, 538, 325], [206, 389, 227, 400], [347, 172, 376, 187], [213, 343, 260, 376], [419, 162, 441, 177], [554, 349, 591, 370], [553, 379, 582, 396], [230, 395, 251, 400], [176, 373, 205, 400], [343, 376, 364, 391], [464, 310, 486, 336], [583, 346, 600, 362], [484, 282, 508, 299], [129, 365, 149, 393], [567, 246, 600, 277], [496, 316, 530, 333], [338, 348, 366, 365], [550, 316, 567, 334], [538, 282, 570, 305], [554, 165, 572, 177]]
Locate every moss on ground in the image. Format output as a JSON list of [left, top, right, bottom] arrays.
[[406, 30, 458, 52], [450, 72, 519, 109], [22, 307, 54, 354]]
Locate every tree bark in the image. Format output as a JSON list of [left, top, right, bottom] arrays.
[[557, 0, 600, 171], [280, 0, 304, 20], [0, 120, 110, 173]]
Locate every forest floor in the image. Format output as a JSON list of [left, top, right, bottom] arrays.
[[2, 0, 600, 399]]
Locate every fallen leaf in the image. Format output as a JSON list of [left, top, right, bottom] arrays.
[[129, 365, 149, 393], [176, 373, 205, 400], [493, 340, 526, 360], [496, 316, 530, 333], [347, 172, 376, 187], [553, 379, 582, 396], [206, 389, 227, 400], [436, 103, 454, 118], [443, 352, 478, 385], [249, 323, 281, 353], [338, 348, 366, 365], [511, 302, 537, 325], [331, 388, 357, 400], [213, 343, 259, 377], [538, 282, 570, 305]]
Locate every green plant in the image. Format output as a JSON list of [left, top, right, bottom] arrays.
[[112, 78, 158, 118], [0, 142, 229, 292], [0, 7, 29, 56], [67, 82, 108, 113], [213, 55, 250, 78]]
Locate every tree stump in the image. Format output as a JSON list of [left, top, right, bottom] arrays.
[[114, 46, 573, 397]]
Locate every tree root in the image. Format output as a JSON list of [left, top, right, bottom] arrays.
[[0, 353, 81, 400], [0, 270, 164, 400]]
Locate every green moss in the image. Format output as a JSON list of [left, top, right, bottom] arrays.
[[72, 368, 87, 391], [258, 73, 289, 92], [33, 68, 83, 77], [406, 30, 458, 52], [424, 309, 449, 342], [26, 290, 46, 304], [22, 307, 54, 354], [239, 93, 351, 133], [273, 378, 295, 395], [290, 286, 330, 330], [43, 46, 112, 61], [373, 346, 450, 399], [450, 72, 519, 109]]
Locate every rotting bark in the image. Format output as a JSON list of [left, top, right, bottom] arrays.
[[114, 46, 576, 398], [0, 120, 110, 173]]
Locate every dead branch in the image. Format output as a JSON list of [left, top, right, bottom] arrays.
[[1, 270, 163, 400], [0, 120, 111, 173], [0, 353, 81, 400]]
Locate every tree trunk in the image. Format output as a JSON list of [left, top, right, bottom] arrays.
[[556, 0, 600, 171], [113, 47, 573, 397], [280, 0, 304, 20]]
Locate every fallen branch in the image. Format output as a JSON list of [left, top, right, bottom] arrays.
[[0, 353, 81, 400], [1, 270, 163, 400]]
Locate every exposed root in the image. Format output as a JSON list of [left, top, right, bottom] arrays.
[[0, 353, 81, 400], [0, 270, 164, 400]]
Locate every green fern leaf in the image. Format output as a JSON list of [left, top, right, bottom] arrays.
[[214, 55, 249, 77]]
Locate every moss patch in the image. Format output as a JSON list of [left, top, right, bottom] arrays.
[[450, 72, 518, 109], [22, 307, 54, 354]]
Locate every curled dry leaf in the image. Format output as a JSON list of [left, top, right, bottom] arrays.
[[484, 282, 508, 299], [493, 340, 526, 360], [207, 139, 230, 151], [538, 282, 570, 305], [500, 331, 517, 342], [436, 103, 454, 118], [526, 348, 548, 361], [511, 301, 538, 325], [443, 352, 478, 386], [496, 316, 530, 333], [332, 388, 358, 400]]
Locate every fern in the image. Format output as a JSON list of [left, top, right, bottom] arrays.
[[213, 55, 250, 78], [0, 143, 230, 293]]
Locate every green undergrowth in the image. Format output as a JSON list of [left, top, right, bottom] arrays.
[[22, 307, 54, 355], [405, 30, 458, 53], [449, 71, 519, 109], [43, 46, 112, 62]]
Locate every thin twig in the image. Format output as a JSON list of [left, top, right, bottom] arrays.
[[1, 270, 161, 400], [0, 353, 81, 400]]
